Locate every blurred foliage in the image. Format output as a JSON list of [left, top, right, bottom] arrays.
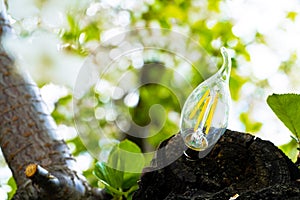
[[54, 0, 264, 195], [7, 177, 17, 199], [286, 11, 298, 22], [3, 0, 300, 199], [239, 112, 263, 133], [229, 70, 247, 101], [60, 13, 101, 55], [52, 94, 73, 125], [129, 83, 181, 147]]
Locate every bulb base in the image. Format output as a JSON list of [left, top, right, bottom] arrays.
[[184, 145, 215, 160], [183, 131, 208, 151], [183, 148, 200, 161]]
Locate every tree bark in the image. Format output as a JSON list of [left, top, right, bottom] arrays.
[[0, 10, 109, 200], [133, 130, 300, 199]]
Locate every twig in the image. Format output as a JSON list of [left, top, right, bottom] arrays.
[[25, 163, 61, 191]]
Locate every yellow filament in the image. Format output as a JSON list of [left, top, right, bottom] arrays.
[[194, 96, 211, 132], [205, 94, 219, 134], [189, 89, 210, 119]]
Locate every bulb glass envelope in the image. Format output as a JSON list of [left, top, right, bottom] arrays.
[[180, 47, 231, 156]]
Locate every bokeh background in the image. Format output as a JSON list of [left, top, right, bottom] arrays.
[[1, 0, 300, 199]]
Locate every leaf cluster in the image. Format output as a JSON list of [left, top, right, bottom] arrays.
[[93, 140, 145, 199]]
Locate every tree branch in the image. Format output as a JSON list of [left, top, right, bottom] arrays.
[[25, 164, 61, 192], [0, 5, 109, 200]]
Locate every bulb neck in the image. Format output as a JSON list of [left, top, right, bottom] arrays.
[[219, 47, 231, 82]]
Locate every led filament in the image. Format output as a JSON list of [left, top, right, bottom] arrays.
[[180, 47, 231, 157]]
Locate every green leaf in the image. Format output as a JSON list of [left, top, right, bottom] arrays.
[[123, 184, 139, 199], [122, 173, 141, 190], [94, 162, 123, 189], [107, 139, 144, 173], [107, 140, 145, 189], [94, 139, 144, 196], [93, 162, 109, 183], [98, 179, 124, 196], [267, 94, 300, 140], [117, 140, 145, 189], [279, 139, 298, 162]]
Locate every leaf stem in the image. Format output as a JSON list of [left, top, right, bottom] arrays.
[[123, 185, 139, 198]]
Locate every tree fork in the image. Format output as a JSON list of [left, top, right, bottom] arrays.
[[0, 5, 109, 200]]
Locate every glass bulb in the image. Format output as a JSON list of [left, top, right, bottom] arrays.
[[180, 47, 231, 158]]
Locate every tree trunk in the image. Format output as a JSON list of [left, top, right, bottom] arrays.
[[0, 9, 110, 200], [133, 130, 300, 199]]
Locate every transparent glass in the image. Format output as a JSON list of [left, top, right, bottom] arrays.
[[180, 47, 231, 158]]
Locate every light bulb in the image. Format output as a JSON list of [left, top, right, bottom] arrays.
[[180, 47, 231, 158]]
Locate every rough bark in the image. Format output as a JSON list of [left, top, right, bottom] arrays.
[[0, 10, 110, 200], [133, 130, 300, 199]]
